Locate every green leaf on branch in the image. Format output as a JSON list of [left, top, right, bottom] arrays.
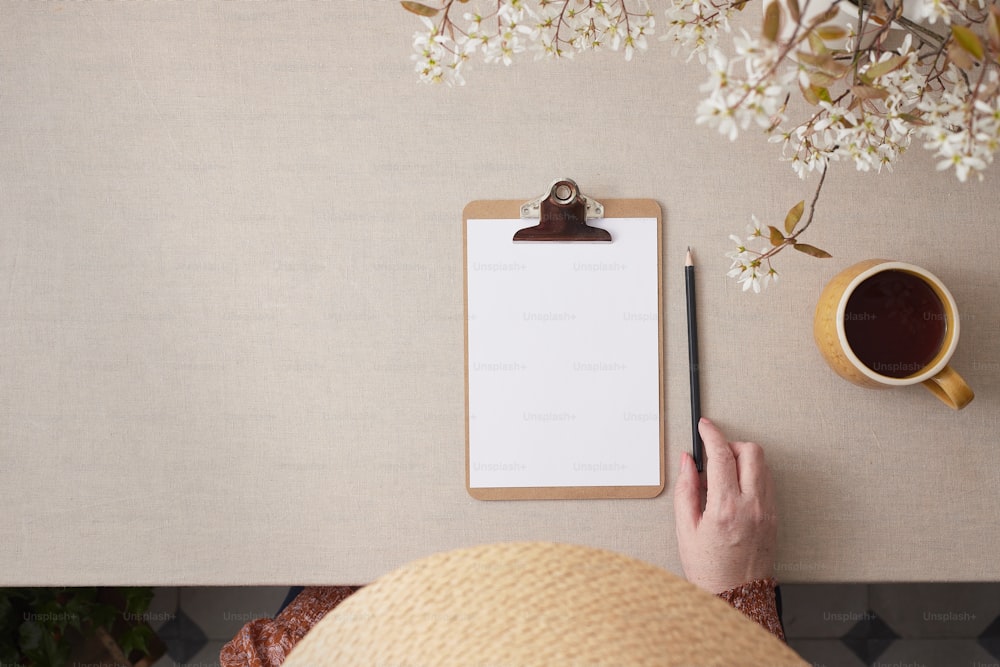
[[863, 54, 907, 82], [898, 111, 927, 126], [763, 1, 782, 42], [952, 24, 984, 61], [798, 53, 849, 79], [796, 50, 829, 68], [784, 200, 805, 234], [816, 25, 847, 41], [815, 85, 832, 103], [767, 225, 785, 246], [400, 1, 440, 17], [852, 84, 890, 100], [799, 78, 820, 105], [794, 243, 832, 258], [809, 70, 839, 87], [808, 31, 827, 55]]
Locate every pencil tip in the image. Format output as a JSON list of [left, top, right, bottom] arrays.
[[685, 247, 694, 267]]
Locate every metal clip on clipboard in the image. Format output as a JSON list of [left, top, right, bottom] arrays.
[[513, 178, 611, 242]]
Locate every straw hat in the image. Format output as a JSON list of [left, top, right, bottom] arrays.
[[283, 541, 807, 666]]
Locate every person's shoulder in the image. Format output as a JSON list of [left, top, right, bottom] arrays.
[[219, 586, 361, 667]]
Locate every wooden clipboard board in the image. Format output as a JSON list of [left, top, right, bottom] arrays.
[[463, 179, 665, 500]]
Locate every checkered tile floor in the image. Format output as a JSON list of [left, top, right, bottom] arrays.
[[149, 584, 1000, 667]]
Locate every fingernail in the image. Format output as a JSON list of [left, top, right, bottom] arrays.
[[699, 417, 710, 425], [680, 452, 691, 474]]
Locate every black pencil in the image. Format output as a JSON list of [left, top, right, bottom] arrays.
[[685, 247, 704, 472]]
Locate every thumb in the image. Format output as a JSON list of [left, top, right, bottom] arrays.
[[673, 452, 702, 533]]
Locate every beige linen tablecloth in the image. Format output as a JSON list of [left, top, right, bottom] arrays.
[[1, 3, 998, 585]]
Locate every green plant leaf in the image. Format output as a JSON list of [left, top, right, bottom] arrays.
[[952, 24, 984, 60], [767, 225, 785, 246], [1, 589, 80, 667], [62, 596, 88, 632], [784, 200, 805, 234], [852, 84, 890, 100], [123, 587, 154, 616], [763, 1, 782, 42], [798, 77, 821, 105], [898, 111, 927, 125], [118, 623, 153, 658], [794, 243, 832, 258], [36, 600, 69, 634], [796, 50, 829, 68], [816, 25, 847, 40], [39, 628, 68, 667], [864, 54, 907, 81], [87, 602, 118, 633], [808, 30, 827, 54], [809, 70, 839, 87], [798, 48, 846, 71], [400, 1, 439, 17]]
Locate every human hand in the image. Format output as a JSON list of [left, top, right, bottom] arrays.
[[673, 417, 778, 594]]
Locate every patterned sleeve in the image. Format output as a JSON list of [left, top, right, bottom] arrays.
[[716, 577, 785, 641], [219, 586, 359, 667]]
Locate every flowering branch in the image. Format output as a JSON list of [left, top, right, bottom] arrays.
[[726, 166, 831, 292], [405, 0, 656, 83], [403, 0, 1000, 291]]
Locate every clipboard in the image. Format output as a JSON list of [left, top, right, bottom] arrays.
[[464, 179, 664, 500]]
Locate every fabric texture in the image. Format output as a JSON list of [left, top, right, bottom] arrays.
[[220, 586, 359, 667], [4, 3, 995, 587], [717, 577, 785, 641]]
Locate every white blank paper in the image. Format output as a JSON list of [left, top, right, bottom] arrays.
[[466, 217, 662, 489]]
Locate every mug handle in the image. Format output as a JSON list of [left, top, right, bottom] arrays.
[[922, 365, 975, 410]]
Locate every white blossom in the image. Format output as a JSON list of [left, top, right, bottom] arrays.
[[907, 0, 953, 25], [725, 217, 780, 292], [694, 29, 793, 142], [411, 17, 467, 85], [917, 66, 1000, 182], [662, 0, 732, 64], [771, 33, 923, 178]]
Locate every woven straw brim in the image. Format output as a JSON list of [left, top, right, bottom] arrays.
[[283, 541, 807, 667]]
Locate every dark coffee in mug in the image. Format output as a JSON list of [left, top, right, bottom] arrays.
[[842, 269, 947, 379]]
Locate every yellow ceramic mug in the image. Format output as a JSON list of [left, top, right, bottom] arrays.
[[814, 259, 974, 410]]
